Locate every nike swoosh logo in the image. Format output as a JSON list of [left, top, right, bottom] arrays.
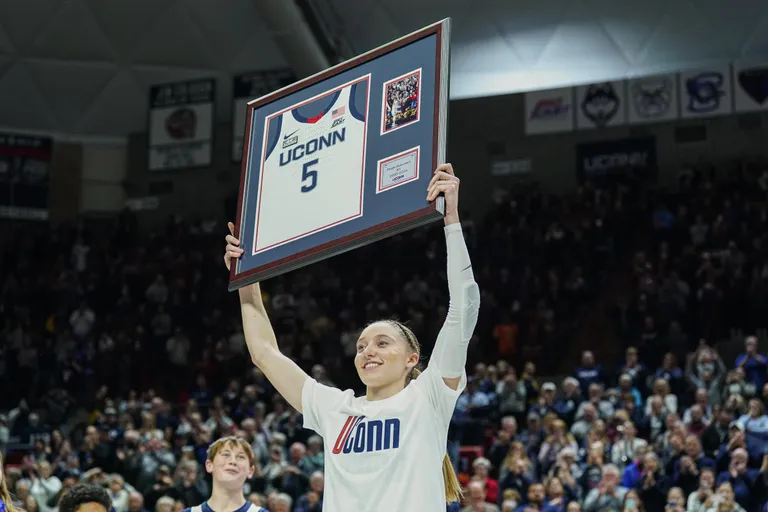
[[283, 129, 299, 140], [461, 264, 472, 272]]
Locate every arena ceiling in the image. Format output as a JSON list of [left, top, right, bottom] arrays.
[[0, 0, 288, 139], [0, 0, 766, 138], [330, 0, 768, 99]]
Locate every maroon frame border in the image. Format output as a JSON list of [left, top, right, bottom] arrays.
[[229, 19, 448, 290]]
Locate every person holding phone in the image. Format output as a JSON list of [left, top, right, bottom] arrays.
[[686, 467, 716, 512], [664, 487, 685, 512]]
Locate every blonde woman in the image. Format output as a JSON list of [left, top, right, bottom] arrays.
[[0, 453, 17, 512], [155, 496, 175, 512], [499, 489, 520, 512], [579, 441, 606, 494], [702, 482, 745, 512], [583, 420, 612, 463], [588, 420, 611, 447], [498, 443, 534, 500], [107, 474, 133, 512], [645, 378, 678, 416], [538, 420, 578, 474], [499, 442, 533, 481], [549, 447, 581, 497], [224, 164, 478, 512], [139, 411, 160, 441]]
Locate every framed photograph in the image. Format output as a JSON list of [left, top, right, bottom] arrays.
[[381, 68, 422, 134], [229, 19, 451, 291]]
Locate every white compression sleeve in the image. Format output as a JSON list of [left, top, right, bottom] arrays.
[[430, 222, 480, 378]]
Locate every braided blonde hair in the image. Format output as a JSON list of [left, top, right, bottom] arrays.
[[378, 319, 464, 503]]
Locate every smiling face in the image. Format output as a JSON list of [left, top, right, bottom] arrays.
[[354, 321, 419, 393], [205, 438, 255, 490]]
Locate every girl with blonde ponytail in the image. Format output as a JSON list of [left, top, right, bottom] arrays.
[[224, 163, 479, 511]]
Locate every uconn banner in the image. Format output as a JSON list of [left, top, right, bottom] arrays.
[[0, 132, 52, 220], [148, 78, 215, 171], [575, 137, 657, 183]]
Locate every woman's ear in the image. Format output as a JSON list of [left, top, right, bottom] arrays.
[[406, 352, 419, 370]]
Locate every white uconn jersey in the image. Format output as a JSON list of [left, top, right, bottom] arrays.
[[301, 364, 466, 512], [253, 77, 369, 254]]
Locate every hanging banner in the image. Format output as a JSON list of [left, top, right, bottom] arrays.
[[524, 87, 574, 135], [679, 65, 733, 119], [575, 81, 627, 130], [627, 73, 679, 125], [0, 132, 52, 221], [732, 62, 768, 113], [148, 78, 215, 171]]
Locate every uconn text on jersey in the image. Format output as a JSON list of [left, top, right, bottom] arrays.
[[332, 416, 401, 455], [279, 127, 346, 167]]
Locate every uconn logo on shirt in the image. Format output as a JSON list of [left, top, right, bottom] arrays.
[[332, 416, 401, 455]]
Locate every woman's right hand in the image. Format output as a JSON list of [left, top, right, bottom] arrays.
[[224, 221, 244, 271], [225, 222, 261, 305]]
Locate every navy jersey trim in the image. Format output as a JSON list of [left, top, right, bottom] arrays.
[[349, 82, 367, 122], [291, 91, 341, 123], [264, 114, 283, 161], [194, 501, 259, 512]]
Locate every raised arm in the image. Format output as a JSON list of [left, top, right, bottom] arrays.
[[426, 164, 481, 390], [225, 222, 308, 413]]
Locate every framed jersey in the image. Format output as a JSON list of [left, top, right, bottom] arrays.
[[229, 19, 451, 290]]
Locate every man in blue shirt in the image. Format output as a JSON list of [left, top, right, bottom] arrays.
[[735, 335, 767, 389], [574, 351, 606, 395]]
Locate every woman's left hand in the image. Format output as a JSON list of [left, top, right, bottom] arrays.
[[427, 163, 460, 224]]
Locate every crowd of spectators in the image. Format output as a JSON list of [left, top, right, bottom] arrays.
[[458, 337, 768, 512], [616, 161, 768, 365], [0, 178, 631, 512], [447, 163, 768, 512], [2, 161, 767, 512]]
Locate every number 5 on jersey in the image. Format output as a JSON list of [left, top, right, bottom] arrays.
[[301, 159, 319, 193]]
